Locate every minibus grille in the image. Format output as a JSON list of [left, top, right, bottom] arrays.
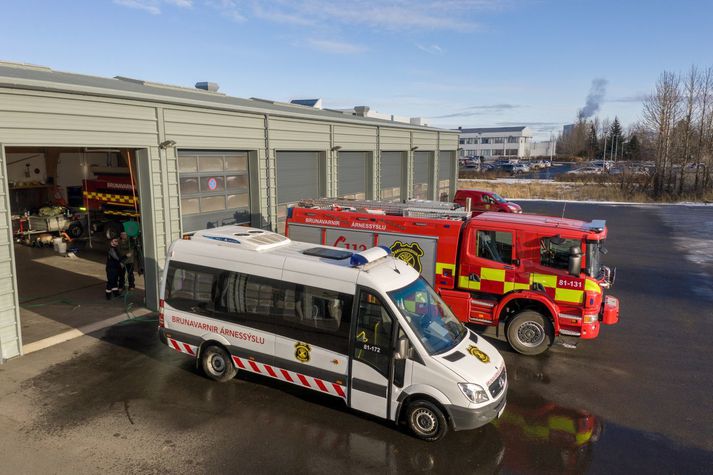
[[489, 367, 506, 398]]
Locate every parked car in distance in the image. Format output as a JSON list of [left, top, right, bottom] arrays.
[[567, 166, 603, 175], [512, 163, 530, 174], [454, 189, 522, 213]]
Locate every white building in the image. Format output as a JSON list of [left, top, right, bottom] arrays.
[[530, 140, 556, 158], [458, 126, 533, 159]]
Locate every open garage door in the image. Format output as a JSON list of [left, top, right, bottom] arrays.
[[413, 151, 433, 200], [380, 151, 404, 201], [4, 147, 150, 355], [276, 151, 322, 229], [177, 150, 250, 233], [338, 151, 369, 199]]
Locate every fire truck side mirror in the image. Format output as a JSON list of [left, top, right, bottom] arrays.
[[569, 246, 582, 276]]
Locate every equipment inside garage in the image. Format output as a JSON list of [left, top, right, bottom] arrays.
[[5, 147, 147, 349]]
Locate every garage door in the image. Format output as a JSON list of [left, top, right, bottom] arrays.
[[277, 151, 321, 227], [438, 151, 454, 201], [380, 151, 404, 201], [338, 151, 368, 199], [413, 151, 432, 200], [178, 151, 250, 233]]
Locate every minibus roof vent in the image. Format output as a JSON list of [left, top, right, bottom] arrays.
[[192, 226, 291, 251]]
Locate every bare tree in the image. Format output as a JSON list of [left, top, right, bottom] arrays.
[[695, 67, 713, 192], [643, 71, 682, 196], [676, 66, 699, 195]]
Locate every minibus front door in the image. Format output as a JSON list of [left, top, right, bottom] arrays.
[[349, 289, 395, 419]]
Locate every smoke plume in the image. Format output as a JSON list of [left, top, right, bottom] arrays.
[[579, 78, 608, 119]]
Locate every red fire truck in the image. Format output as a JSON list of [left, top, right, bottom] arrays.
[[83, 170, 140, 239], [285, 198, 619, 355]]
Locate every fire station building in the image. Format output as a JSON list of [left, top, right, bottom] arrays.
[[0, 61, 458, 360]]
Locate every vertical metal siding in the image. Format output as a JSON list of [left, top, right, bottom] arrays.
[[0, 144, 21, 360]]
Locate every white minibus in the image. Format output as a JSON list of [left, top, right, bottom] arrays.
[[159, 226, 507, 441]]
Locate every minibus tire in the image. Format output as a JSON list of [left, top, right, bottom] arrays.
[[201, 345, 237, 382], [406, 400, 448, 441], [506, 310, 554, 356]]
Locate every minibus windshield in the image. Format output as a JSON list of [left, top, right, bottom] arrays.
[[388, 277, 467, 355]]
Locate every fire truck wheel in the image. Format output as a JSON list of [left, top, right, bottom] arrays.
[[506, 310, 554, 356], [67, 221, 84, 239], [406, 400, 448, 441], [105, 221, 124, 240], [200, 345, 237, 382]]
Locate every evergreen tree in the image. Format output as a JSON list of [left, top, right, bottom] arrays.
[[625, 134, 641, 161], [608, 117, 624, 160], [587, 123, 599, 159]]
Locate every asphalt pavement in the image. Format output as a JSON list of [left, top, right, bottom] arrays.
[[0, 202, 712, 474]]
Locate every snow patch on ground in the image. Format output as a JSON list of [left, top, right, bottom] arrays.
[[656, 207, 713, 301]]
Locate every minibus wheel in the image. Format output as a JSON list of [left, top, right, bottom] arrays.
[[201, 345, 237, 382], [506, 310, 554, 356], [406, 400, 448, 441]]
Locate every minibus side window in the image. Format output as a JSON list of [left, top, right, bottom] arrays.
[[214, 271, 353, 354], [354, 290, 394, 377], [165, 263, 217, 316]]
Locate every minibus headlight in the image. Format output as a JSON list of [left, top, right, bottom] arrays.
[[458, 383, 489, 404]]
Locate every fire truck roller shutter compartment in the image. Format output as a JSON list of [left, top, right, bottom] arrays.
[[277, 151, 321, 228], [337, 152, 369, 200], [413, 151, 433, 200], [5, 147, 147, 354], [178, 151, 251, 233], [380, 151, 404, 201]]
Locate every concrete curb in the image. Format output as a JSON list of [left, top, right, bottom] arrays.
[[22, 308, 154, 355]]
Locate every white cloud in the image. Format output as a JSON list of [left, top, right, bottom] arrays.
[[165, 0, 193, 7], [114, 0, 194, 15], [244, 0, 500, 31], [208, 0, 246, 22], [416, 44, 444, 55], [113, 0, 161, 15], [305, 39, 367, 54]]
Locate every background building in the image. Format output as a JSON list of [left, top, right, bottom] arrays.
[[0, 61, 458, 360], [458, 126, 533, 159]]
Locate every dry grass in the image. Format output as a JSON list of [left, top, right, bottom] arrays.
[[457, 179, 713, 203]]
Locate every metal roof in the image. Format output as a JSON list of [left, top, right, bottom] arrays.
[[0, 61, 454, 132], [458, 127, 528, 134]]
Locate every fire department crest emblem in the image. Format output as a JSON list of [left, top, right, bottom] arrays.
[[467, 345, 490, 363], [390, 241, 424, 273], [294, 342, 311, 363]]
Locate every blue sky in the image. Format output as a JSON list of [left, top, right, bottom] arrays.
[[2, 0, 712, 139]]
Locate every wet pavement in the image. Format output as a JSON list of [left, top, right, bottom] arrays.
[[1, 202, 712, 473]]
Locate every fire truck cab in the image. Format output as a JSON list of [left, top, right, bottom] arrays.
[[286, 199, 619, 356]]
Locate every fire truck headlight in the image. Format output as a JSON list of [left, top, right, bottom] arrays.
[[458, 383, 489, 404]]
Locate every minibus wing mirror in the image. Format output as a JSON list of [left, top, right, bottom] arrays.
[[395, 336, 410, 360]]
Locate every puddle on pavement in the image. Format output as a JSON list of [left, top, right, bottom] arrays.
[[18, 319, 713, 474]]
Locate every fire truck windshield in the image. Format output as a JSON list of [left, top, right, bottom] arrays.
[[388, 277, 467, 355], [491, 193, 507, 203]]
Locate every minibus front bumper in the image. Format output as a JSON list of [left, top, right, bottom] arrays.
[[446, 394, 507, 431]]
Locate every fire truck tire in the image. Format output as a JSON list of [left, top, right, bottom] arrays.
[[105, 221, 124, 240], [506, 310, 554, 356], [406, 400, 448, 441], [67, 221, 84, 239], [200, 345, 237, 382]]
